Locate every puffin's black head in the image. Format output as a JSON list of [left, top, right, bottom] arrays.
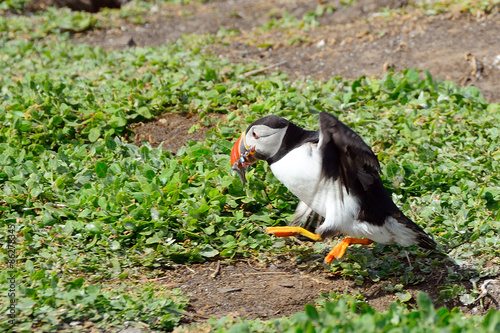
[[230, 115, 290, 186]]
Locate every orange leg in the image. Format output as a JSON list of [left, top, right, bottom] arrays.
[[324, 237, 373, 264], [265, 226, 323, 242]]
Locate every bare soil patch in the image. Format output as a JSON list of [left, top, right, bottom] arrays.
[[159, 256, 498, 325], [129, 112, 224, 152], [217, 9, 500, 102]]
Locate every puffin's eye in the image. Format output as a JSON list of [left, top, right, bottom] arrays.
[[252, 131, 259, 139]]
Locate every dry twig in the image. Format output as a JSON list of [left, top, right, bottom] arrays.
[[239, 61, 287, 78]]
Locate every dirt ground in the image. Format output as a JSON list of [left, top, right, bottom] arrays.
[[80, 0, 500, 104], [73, 0, 500, 325], [161, 255, 499, 326]]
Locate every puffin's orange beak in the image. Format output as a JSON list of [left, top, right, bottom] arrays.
[[230, 134, 244, 167], [230, 132, 258, 187]]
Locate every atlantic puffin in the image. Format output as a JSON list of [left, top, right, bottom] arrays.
[[230, 112, 436, 264]]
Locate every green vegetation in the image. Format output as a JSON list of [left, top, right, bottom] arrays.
[[181, 292, 500, 332], [416, 0, 500, 16], [1, 1, 499, 332]]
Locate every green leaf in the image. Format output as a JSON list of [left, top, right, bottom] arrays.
[[146, 234, 162, 244], [89, 127, 101, 142], [25, 259, 35, 272], [487, 103, 499, 113], [482, 310, 500, 332], [137, 106, 153, 119], [395, 291, 412, 302], [405, 67, 419, 83], [110, 240, 121, 251], [304, 304, 319, 321], [111, 258, 121, 272], [116, 191, 133, 206], [86, 222, 103, 234], [199, 245, 219, 258], [188, 123, 201, 134], [417, 291, 435, 320], [95, 161, 108, 178], [30, 187, 43, 198], [109, 115, 126, 128], [65, 277, 85, 290]]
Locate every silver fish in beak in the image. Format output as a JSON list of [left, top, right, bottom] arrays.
[[230, 132, 258, 188]]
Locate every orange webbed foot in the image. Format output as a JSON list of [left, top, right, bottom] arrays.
[[265, 226, 323, 242], [324, 238, 373, 264]]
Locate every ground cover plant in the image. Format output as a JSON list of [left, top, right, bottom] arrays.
[[1, 0, 500, 332], [183, 292, 500, 333]]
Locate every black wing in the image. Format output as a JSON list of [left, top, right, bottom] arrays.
[[318, 112, 399, 226], [318, 112, 380, 192], [317, 112, 435, 248]]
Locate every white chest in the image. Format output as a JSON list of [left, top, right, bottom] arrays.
[[270, 144, 323, 209], [269, 143, 361, 235]]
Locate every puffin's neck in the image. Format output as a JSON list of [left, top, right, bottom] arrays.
[[266, 123, 319, 165]]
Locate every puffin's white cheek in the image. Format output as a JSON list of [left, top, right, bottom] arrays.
[[247, 138, 257, 147]]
